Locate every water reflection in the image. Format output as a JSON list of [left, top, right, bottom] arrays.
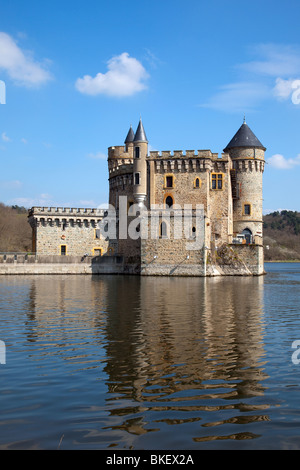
[[0, 273, 271, 449], [101, 276, 269, 446]]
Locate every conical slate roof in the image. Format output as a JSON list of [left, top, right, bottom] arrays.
[[125, 125, 135, 144], [134, 118, 148, 142], [224, 120, 266, 152]]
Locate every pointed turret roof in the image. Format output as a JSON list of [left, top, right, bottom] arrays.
[[134, 118, 148, 143], [223, 118, 266, 152], [125, 125, 135, 144]]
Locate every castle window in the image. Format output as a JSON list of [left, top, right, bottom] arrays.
[[164, 174, 175, 189], [194, 178, 201, 188], [243, 204, 251, 215], [60, 245, 67, 256], [134, 172, 140, 185], [95, 228, 101, 239], [166, 176, 173, 188], [191, 226, 196, 238], [165, 195, 173, 208], [135, 147, 140, 159], [93, 248, 102, 256], [211, 173, 223, 190], [160, 221, 168, 238]]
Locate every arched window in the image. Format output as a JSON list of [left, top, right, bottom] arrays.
[[165, 195, 173, 208], [194, 177, 201, 188], [160, 221, 168, 238]]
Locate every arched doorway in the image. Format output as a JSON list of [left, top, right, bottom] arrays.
[[242, 228, 252, 244]]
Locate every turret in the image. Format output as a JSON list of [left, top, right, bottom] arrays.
[[133, 118, 148, 207], [224, 118, 266, 244], [124, 125, 134, 157]]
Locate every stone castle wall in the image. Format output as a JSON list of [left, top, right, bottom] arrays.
[[28, 207, 109, 257]]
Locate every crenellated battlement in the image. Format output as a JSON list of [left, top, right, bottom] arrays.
[[28, 207, 105, 217], [148, 150, 229, 160]]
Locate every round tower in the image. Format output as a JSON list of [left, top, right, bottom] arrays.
[[224, 118, 266, 245], [133, 118, 148, 207]]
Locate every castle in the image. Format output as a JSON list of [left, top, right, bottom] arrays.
[[28, 118, 266, 276]]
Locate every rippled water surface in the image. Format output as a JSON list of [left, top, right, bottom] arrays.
[[1, 263, 300, 449]]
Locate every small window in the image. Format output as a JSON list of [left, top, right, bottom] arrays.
[[194, 177, 201, 188], [212, 173, 223, 190], [166, 176, 173, 188], [244, 204, 251, 215], [192, 226, 196, 238], [93, 248, 102, 256], [60, 245, 67, 256], [95, 229, 101, 239], [134, 173, 140, 185], [160, 221, 168, 238], [135, 147, 140, 159]]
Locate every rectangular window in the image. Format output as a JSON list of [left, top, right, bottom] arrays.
[[60, 245, 67, 256], [95, 228, 101, 239], [135, 147, 140, 159], [134, 172, 140, 185], [166, 176, 173, 188], [93, 248, 102, 256], [211, 173, 223, 190], [244, 204, 251, 215]]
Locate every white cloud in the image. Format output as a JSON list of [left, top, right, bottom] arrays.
[[203, 44, 300, 112], [86, 151, 107, 160], [0, 32, 52, 86], [79, 200, 98, 207], [267, 153, 300, 169], [239, 44, 300, 77], [8, 193, 54, 208], [21, 138, 28, 144], [75, 52, 149, 97], [273, 78, 295, 100], [273, 78, 300, 105], [0, 180, 22, 190], [1, 132, 11, 142], [201, 81, 270, 112]]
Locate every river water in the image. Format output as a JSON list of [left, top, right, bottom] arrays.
[[0, 263, 300, 450]]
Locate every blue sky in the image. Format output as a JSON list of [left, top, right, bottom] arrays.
[[1, 0, 300, 213]]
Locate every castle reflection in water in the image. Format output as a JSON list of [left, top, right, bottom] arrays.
[[19, 273, 270, 444]]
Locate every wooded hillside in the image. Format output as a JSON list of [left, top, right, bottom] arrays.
[[0, 203, 32, 252], [0, 203, 300, 259], [264, 210, 300, 261]]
